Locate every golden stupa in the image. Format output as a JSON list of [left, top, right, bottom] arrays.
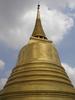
[[0, 5, 75, 100]]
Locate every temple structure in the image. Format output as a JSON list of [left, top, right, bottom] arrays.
[[0, 5, 75, 100]]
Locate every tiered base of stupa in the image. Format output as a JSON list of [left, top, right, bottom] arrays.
[[0, 62, 75, 100]]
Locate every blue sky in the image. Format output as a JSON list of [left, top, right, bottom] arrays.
[[0, 0, 75, 90]]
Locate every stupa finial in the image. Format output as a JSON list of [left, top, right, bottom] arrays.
[[37, 2, 40, 10], [31, 3, 47, 39]]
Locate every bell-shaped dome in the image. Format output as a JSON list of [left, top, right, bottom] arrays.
[[17, 38, 61, 66]]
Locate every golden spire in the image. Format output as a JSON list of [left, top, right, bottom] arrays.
[[31, 4, 47, 39]]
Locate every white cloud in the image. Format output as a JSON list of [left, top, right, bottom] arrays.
[[0, 28, 28, 49], [41, 6, 74, 43], [68, 3, 75, 9], [21, 6, 74, 43], [67, 0, 75, 9], [0, 6, 74, 49], [0, 70, 12, 90], [0, 60, 5, 70], [62, 63, 75, 87], [42, 0, 75, 10], [0, 78, 7, 90]]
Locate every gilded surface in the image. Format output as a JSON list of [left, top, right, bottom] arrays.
[[31, 4, 47, 39], [17, 38, 61, 66]]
